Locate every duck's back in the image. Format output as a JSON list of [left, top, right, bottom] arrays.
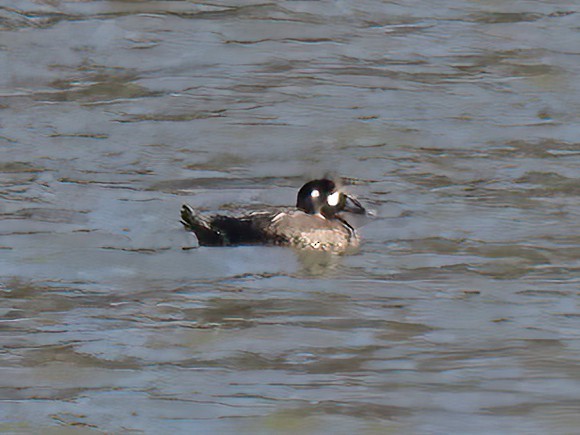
[[181, 205, 278, 246]]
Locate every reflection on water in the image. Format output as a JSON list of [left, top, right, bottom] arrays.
[[1, 0, 580, 433]]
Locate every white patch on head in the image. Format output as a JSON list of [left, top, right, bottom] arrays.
[[327, 191, 340, 206], [311, 189, 320, 198]]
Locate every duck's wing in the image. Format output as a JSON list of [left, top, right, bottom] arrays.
[[181, 205, 285, 246]]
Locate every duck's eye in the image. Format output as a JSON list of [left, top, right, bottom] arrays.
[[327, 191, 340, 206], [311, 189, 320, 198]]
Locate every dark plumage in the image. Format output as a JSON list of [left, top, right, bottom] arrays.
[[181, 179, 366, 251]]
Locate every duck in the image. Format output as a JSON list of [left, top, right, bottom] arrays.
[[180, 179, 367, 252]]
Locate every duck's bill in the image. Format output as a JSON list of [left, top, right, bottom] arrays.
[[344, 195, 367, 214]]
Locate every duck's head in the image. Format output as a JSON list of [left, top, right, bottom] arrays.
[[296, 179, 366, 218]]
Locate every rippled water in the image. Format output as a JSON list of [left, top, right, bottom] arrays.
[[1, 0, 580, 433]]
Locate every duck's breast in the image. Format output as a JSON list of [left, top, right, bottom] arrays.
[[267, 211, 357, 250]]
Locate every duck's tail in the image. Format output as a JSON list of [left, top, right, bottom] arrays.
[[180, 205, 225, 246]]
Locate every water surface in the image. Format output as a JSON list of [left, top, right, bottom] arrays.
[[1, 0, 580, 433]]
